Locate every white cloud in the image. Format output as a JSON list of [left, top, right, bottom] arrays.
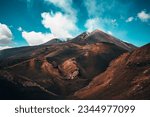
[[44, 0, 79, 38], [111, 19, 118, 26], [84, 18, 118, 33], [137, 10, 150, 22], [126, 17, 134, 22], [0, 46, 12, 50], [84, 0, 117, 17], [84, 0, 118, 33], [84, 0, 99, 17], [21, 0, 79, 46], [45, 0, 76, 19], [0, 23, 13, 45], [18, 27, 23, 31], [22, 11, 79, 46], [84, 18, 105, 32], [45, 0, 72, 11], [84, 0, 130, 18], [22, 31, 56, 46], [41, 12, 78, 39]]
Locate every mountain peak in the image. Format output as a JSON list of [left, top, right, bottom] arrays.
[[71, 29, 136, 51], [91, 29, 103, 34]]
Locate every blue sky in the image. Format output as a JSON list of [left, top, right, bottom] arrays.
[[0, 0, 150, 50]]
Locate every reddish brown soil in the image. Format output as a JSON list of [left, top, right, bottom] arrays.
[[73, 44, 150, 99]]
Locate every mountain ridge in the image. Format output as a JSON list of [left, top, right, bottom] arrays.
[[71, 29, 136, 51]]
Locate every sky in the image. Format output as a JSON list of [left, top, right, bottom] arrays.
[[0, 0, 150, 50]]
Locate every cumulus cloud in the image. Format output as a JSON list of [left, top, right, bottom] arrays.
[[126, 17, 134, 22], [41, 12, 78, 39], [22, 31, 56, 46], [44, 0, 79, 38], [21, 0, 79, 46], [22, 11, 79, 46], [0, 23, 13, 45], [137, 10, 150, 22]]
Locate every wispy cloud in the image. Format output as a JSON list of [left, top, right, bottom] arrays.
[[84, 0, 119, 34], [84, 0, 99, 17], [83, 0, 117, 17], [84, 17, 118, 33], [45, 0, 76, 20], [84, 18, 105, 32], [126, 17, 134, 23], [111, 19, 118, 26], [20, 0, 34, 11], [27, 0, 33, 9]]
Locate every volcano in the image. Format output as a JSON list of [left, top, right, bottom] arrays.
[[0, 30, 149, 100], [71, 30, 136, 51]]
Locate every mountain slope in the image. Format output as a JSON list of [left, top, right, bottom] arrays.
[[0, 42, 127, 98], [0, 71, 58, 99], [73, 43, 150, 99], [0, 30, 149, 100]]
